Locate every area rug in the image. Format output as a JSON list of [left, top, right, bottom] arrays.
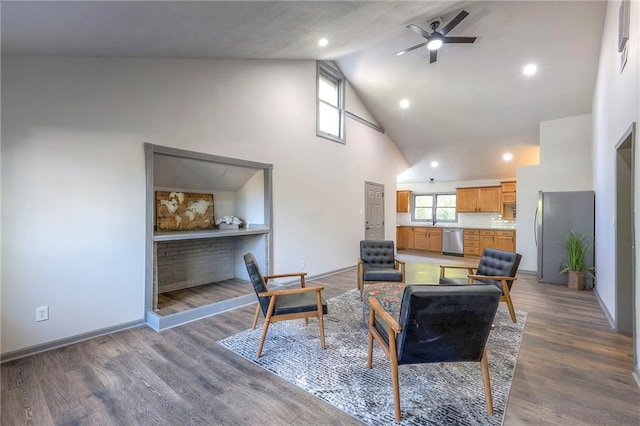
[[218, 289, 527, 425]]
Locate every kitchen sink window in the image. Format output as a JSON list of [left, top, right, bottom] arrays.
[[412, 193, 457, 223]]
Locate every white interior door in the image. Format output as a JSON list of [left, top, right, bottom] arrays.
[[365, 182, 384, 240]]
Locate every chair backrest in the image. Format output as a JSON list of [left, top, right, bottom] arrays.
[[360, 240, 396, 269], [244, 253, 270, 316], [395, 285, 502, 365], [475, 248, 522, 290]]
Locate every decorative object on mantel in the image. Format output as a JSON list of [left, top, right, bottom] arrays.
[[156, 191, 214, 231], [216, 215, 243, 230]]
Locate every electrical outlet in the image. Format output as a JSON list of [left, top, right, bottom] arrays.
[[299, 261, 305, 269], [36, 306, 49, 322]]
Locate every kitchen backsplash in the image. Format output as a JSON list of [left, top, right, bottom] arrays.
[[396, 212, 516, 229]]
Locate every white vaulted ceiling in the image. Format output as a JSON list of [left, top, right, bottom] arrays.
[[1, 1, 607, 182]]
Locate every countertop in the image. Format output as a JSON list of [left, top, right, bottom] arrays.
[[397, 224, 516, 231]]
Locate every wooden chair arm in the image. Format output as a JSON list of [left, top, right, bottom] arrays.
[[440, 265, 477, 270], [394, 258, 406, 265], [468, 275, 517, 281], [368, 297, 402, 333], [264, 272, 307, 280], [258, 285, 324, 297]]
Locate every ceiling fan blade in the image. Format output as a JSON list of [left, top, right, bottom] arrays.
[[439, 10, 470, 36], [407, 24, 432, 39], [430, 50, 438, 63], [396, 41, 428, 56], [442, 36, 477, 44]]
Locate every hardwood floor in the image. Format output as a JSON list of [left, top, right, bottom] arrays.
[[156, 278, 253, 316], [2, 252, 639, 425]]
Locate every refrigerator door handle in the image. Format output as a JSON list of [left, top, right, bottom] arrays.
[[534, 206, 539, 246]]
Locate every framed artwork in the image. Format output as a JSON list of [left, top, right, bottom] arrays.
[[155, 191, 214, 231]]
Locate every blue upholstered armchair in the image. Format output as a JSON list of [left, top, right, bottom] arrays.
[[244, 253, 328, 358], [367, 284, 502, 421], [439, 248, 522, 323], [358, 240, 405, 299]]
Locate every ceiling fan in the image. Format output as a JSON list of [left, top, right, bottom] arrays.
[[396, 10, 477, 63]]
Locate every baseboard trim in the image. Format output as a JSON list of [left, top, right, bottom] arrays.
[[1, 319, 145, 363], [633, 366, 640, 389], [594, 287, 616, 329], [146, 266, 358, 331]]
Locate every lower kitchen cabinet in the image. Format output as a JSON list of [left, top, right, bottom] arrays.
[[464, 229, 516, 256], [463, 229, 480, 256], [397, 227, 442, 252], [495, 230, 516, 252]]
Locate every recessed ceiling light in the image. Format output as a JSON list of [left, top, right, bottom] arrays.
[[318, 38, 328, 47], [523, 63, 537, 76], [431, 161, 439, 168], [503, 153, 513, 161], [399, 99, 410, 109]]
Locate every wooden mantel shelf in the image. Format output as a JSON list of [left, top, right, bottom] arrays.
[[153, 227, 270, 242]]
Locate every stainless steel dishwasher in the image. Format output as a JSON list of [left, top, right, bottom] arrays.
[[442, 228, 464, 256]]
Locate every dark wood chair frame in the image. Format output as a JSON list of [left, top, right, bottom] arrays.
[[439, 264, 518, 323], [367, 296, 494, 422], [357, 257, 406, 300], [251, 272, 326, 358]]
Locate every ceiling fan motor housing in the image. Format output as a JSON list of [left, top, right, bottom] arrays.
[[429, 17, 444, 31]]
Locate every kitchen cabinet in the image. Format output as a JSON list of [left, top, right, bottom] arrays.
[[413, 227, 428, 250], [463, 229, 480, 256], [428, 228, 443, 252], [464, 228, 516, 256], [402, 227, 442, 252], [480, 230, 496, 254], [396, 226, 412, 249], [501, 181, 517, 220], [397, 190, 412, 213], [495, 230, 516, 252], [456, 186, 501, 213]]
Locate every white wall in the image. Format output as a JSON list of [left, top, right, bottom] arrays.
[[397, 179, 517, 229], [592, 0, 639, 371], [237, 170, 265, 227], [516, 114, 594, 272], [1, 57, 408, 355]]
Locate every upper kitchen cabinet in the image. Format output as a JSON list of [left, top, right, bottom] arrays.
[[396, 190, 412, 213], [456, 186, 501, 213], [501, 181, 517, 220]]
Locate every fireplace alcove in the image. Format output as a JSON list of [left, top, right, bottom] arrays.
[[144, 144, 273, 331]]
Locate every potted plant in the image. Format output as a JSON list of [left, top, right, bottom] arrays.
[[560, 230, 595, 290]]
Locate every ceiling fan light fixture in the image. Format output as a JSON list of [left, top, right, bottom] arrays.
[[427, 38, 443, 50]]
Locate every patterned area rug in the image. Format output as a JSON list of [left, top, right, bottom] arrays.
[[218, 289, 526, 425]]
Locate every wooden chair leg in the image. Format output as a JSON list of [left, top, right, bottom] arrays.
[[367, 309, 375, 369], [502, 281, 517, 323], [256, 318, 270, 358], [316, 292, 326, 349], [257, 299, 276, 358], [251, 303, 261, 329], [389, 339, 401, 422], [481, 348, 494, 415]]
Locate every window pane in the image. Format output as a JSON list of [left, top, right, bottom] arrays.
[[437, 194, 456, 207], [415, 207, 432, 220], [415, 195, 433, 207], [319, 76, 338, 106], [318, 103, 340, 136], [436, 207, 456, 220]]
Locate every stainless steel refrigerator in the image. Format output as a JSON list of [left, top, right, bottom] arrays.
[[536, 191, 595, 285]]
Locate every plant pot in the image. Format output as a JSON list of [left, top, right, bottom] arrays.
[[567, 270, 585, 290]]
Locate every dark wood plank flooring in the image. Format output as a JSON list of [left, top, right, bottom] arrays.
[[2, 252, 639, 425], [156, 278, 253, 316]]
